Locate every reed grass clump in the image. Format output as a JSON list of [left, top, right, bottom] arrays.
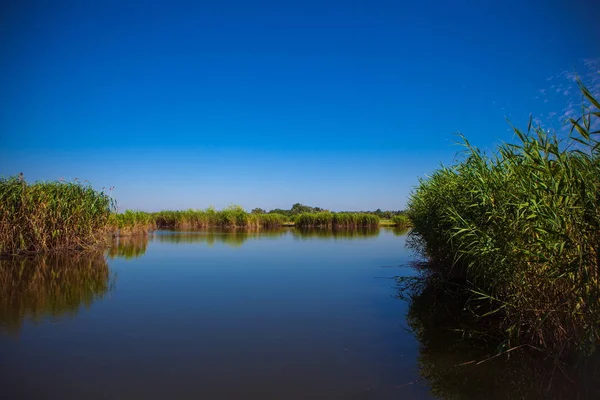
[[406, 82, 600, 357], [108, 210, 155, 235], [392, 214, 411, 229], [0, 177, 114, 255], [257, 213, 287, 228], [216, 205, 252, 228], [152, 207, 287, 230], [154, 209, 214, 229], [295, 212, 380, 228]]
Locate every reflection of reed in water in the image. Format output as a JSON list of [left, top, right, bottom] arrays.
[[292, 227, 379, 240], [0, 252, 113, 335], [107, 235, 149, 259], [397, 273, 600, 399], [154, 229, 287, 247], [391, 226, 410, 237]]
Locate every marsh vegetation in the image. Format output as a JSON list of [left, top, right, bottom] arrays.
[[406, 82, 600, 358], [0, 177, 114, 255], [0, 182, 408, 255], [152, 207, 288, 230], [294, 212, 380, 228]]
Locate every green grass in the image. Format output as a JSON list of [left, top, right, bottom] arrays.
[[406, 81, 600, 357], [153, 209, 216, 229], [0, 179, 392, 253], [294, 212, 380, 228], [0, 177, 114, 255], [108, 210, 155, 236], [152, 206, 288, 230], [379, 214, 411, 228], [391, 214, 411, 228], [256, 213, 288, 228]]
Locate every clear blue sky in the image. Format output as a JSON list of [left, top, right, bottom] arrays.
[[1, 0, 598, 211]]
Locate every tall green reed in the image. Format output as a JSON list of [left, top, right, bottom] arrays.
[[407, 81, 600, 357], [392, 214, 411, 229], [150, 206, 287, 230], [295, 212, 380, 228], [108, 210, 154, 235], [0, 177, 114, 255]]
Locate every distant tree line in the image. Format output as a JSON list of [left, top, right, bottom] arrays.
[[251, 203, 405, 219], [349, 208, 406, 219]]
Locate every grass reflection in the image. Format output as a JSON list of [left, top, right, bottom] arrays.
[[0, 252, 113, 335], [292, 227, 380, 240], [152, 227, 384, 246], [154, 229, 287, 247], [390, 226, 410, 236], [398, 272, 600, 399], [107, 235, 149, 259]]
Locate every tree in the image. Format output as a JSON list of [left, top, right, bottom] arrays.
[[291, 203, 316, 214]]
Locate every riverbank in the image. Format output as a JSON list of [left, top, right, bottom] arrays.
[[0, 184, 410, 255]]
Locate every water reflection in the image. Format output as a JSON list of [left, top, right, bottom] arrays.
[[1, 228, 421, 399], [292, 227, 380, 240], [107, 234, 149, 259], [399, 274, 600, 399], [0, 253, 113, 335], [111, 228, 388, 248], [153, 229, 287, 247], [391, 226, 410, 236]]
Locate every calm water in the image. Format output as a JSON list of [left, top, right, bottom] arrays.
[[1, 228, 598, 399]]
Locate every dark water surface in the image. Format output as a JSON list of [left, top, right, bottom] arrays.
[[2, 228, 598, 399], [0, 228, 432, 399]]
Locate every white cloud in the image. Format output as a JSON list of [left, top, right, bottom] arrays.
[[535, 58, 600, 133]]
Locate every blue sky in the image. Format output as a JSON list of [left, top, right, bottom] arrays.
[[1, 0, 599, 211]]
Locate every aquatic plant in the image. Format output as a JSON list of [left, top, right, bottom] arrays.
[[216, 205, 252, 228], [406, 81, 600, 357], [294, 212, 380, 228], [256, 213, 287, 228], [154, 209, 214, 229], [0, 177, 114, 255], [392, 214, 411, 229], [108, 209, 155, 236], [152, 207, 287, 230]]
